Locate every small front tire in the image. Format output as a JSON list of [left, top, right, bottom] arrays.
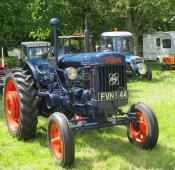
[[140, 68, 152, 81], [145, 68, 152, 81], [48, 112, 75, 167], [127, 103, 159, 149], [162, 64, 169, 71]]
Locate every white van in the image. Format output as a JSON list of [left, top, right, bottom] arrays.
[[143, 31, 175, 62]]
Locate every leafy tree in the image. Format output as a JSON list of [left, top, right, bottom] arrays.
[[0, 0, 31, 55], [1, 0, 174, 54], [29, 0, 71, 40], [29, 0, 126, 42], [120, 0, 175, 52]]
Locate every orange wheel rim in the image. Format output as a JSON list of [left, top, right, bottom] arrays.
[[5, 80, 20, 132], [130, 112, 148, 144], [50, 123, 63, 160]]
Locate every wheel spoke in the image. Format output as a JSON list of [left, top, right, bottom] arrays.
[[50, 123, 63, 161], [5, 80, 20, 132], [129, 112, 148, 144], [51, 136, 61, 145], [133, 132, 140, 138], [138, 120, 146, 133]]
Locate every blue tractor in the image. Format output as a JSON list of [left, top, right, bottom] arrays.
[[3, 18, 158, 167], [99, 31, 152, 81]]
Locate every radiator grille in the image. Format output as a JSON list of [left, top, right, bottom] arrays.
[[98, 65, 126, 92]]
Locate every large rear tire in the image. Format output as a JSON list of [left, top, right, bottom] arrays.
[[3, 68, 38, 140], [48, 112, 75, 167], [127, 103, 159, 149]]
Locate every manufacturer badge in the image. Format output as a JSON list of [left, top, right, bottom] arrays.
[[109, 73, 119, 85]]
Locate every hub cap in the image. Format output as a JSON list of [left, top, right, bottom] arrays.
[[50, 123, 63, 160], [5, 80, 20, 131], [130, 112, 148, 144]]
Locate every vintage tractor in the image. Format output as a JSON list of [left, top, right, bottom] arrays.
[[58, 34, 93, 55], [162, 56, 175, 70], [98, 31, 152, 81], [3, 18, 159, 167]]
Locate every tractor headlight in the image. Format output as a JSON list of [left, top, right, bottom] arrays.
[[64, 67, 78, 80], [138, 63, 147, 75]]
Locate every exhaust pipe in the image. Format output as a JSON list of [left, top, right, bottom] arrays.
[[49, 18, 60, 62], [84, 18, 90, 53]]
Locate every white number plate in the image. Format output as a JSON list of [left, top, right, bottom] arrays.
[[98, 91, 128, 101]]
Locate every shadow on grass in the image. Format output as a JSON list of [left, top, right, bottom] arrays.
[[73, 127, 174, 169], [34, 125, 174, 169], [35, 126, 48, 147]]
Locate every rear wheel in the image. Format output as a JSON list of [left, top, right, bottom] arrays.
[[48, 112, 75, 167], [127, 103, 158, 149], [162, 64, 169, 71], [3, 68, 38, 139]]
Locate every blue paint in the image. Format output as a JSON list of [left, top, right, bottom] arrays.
[[123, 53, 135, 64], [59, 52, 125, 66]]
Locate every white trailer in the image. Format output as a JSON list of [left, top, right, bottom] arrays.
[[143, 31, 175, 62]]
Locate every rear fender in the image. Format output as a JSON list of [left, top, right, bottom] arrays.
[[24, 61, 39, 83]]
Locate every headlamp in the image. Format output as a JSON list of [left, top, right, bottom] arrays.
[[64, 67, 78, 80], [138, 63, 147, 75]]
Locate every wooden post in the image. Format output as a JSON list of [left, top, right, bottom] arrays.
[[84, 18, 90, 53], [1, 47, 4, 67]]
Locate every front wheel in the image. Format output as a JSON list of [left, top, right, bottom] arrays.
[[162, 64, 169, 71], [145, 68, 152, 81], [127, 103, 159, 149], [141, 68, 152, 81], [48, 112, 75, 167]]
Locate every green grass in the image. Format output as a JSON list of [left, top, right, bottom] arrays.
[[0, 61, 175, 170]]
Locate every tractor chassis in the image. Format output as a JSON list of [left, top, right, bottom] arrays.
[[70, 111, 137, 132]]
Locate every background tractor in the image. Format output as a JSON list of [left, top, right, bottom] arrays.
[[98, 31, 152, 81], [3, 18, 159, 167], [162, 56, 175, 70], [58, 34, 93, 55]]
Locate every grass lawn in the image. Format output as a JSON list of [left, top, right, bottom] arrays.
[[0, 60, 175, 170]]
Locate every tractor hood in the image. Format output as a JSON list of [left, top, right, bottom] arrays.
[[124, 54, 135, 64], [58, 52, 125, 68], [124, 54, 143, 63]]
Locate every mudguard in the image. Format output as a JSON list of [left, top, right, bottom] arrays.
[[24, 61, 39, 81]]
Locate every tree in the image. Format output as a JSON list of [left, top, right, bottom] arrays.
[[66, 0, 126, 42], [29, 0, 71, 41], [29, 0, 126, 42], [123, 0, 175, 53], [0, 0, 32, 55]]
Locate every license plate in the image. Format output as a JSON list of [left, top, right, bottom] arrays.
[[98, 91, 128, 101]]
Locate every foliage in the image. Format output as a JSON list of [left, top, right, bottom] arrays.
[[29, 0, 71, 40], [29, 0, 126, 41], [108, 0, 175, 52], [0, 0, 175, 48], [130, 0, 175, 35], [0, 0, 32, 48]]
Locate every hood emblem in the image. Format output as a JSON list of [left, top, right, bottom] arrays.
[[109, 73, 119, 85]]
